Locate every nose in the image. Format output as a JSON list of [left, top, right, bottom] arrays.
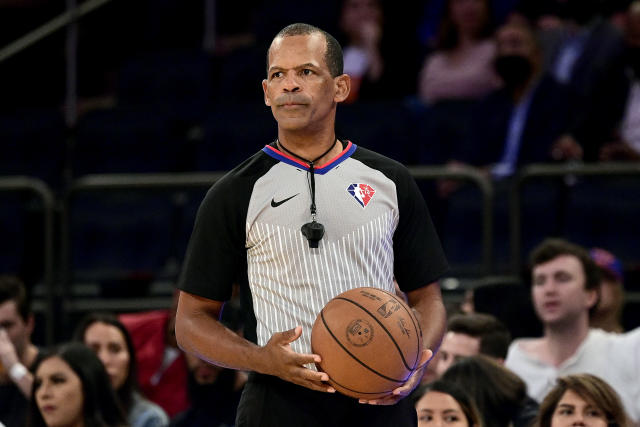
[[571, 415, 586, 426], [97, 348, 111, 367], [436, 357, 452, 377], [37, 381, 52, 400], [282, 72, 300, 92]]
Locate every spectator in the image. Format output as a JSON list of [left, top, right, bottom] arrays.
[[449, 21, 571, 179], [412, 379, 482, 427], [590, 248, 626, 333], [442, 355, 539, 427], [0, 275, 39, 427], [170, 302, 246, 427], [74, 313, 169, 427], [535, 0, 628, 162], [27, 342, 127, 427], [119, 294, 189, 418], [338, 0, 385, 103], [505, 238, 640, 423], [170, 353, 247, 427], [434, 312, 511, 378], [599, 0, 640, 162], [534, 373, 631, 427], [418, 0, 498, 104]]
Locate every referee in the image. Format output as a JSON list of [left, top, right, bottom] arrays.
[[175, 23, 449, 426]]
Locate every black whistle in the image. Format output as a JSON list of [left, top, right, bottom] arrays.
[[301, 221, 324, 248]]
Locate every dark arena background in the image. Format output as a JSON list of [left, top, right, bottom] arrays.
[[1, 0, 638, 349]]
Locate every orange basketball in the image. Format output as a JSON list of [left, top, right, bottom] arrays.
[[311, 287, 423, 400]]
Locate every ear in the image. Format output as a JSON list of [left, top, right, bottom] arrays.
[[262, 79, 271, 106], [333, 74, 351, 103], [585, 288, 598, 310]]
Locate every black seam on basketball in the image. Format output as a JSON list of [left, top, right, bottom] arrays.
[[326, 376, 394, 396], [320, 309, 407, 383], [334, 297, 413, 371], [376, 288, 422, 370]]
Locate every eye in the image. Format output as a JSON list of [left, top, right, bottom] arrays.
[[586, 409, 603, 418], [108, 343, 122, 354], [302, 68, 313, 75], [444, 415, 460, 422], [51, 374, 67, 384], [533, 276, 545, 286], [271, 71, 282, 79], [557, 408, 573, 416], [418, 414, 433, 421]]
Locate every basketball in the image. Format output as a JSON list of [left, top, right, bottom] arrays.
[[311, 287, 423, 400]]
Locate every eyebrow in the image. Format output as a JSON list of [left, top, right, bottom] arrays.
[[267, 63, 319, 73], [557, 404, 575, 409]]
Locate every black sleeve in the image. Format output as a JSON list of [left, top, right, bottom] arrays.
[[178, 175, 249, 302], [393, 167, 449, 291]]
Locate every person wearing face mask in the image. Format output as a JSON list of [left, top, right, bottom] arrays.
[[74, 313, 169, 427], [441, 20, 571, 188]]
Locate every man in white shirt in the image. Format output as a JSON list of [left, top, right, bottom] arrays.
[[505, 238, 640, 423]]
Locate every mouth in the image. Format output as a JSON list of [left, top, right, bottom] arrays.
[[279, 103, 307, 108], [542, 301, 560, 310], [41, 405, 56, 413]]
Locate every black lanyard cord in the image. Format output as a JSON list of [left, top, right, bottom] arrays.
[[277, 137, 337, 219]]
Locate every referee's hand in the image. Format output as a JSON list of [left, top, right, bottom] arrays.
[[260, 325, 336, 393]]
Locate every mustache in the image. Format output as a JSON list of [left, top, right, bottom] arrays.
[[274, 94, 311, 106]]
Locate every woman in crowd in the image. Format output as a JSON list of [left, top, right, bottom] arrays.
[[413, 379, 483, 427], [74, 313, 169, 427], [535, 373, 630, 427], [27, 342, 127, 427], [418, 0, 498, 104], [441, 355, 538, 427]]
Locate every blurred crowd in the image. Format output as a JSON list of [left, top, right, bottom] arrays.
[[1, 1, 640, 426], [0, 0, 638, 169], [2, 238, 639, 426]]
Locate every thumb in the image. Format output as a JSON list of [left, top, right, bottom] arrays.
[[417, 349, 433, 369], [279, 325, 303, 345]]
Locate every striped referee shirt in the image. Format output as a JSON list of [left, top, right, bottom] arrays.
[[179, 140, 448, 356]]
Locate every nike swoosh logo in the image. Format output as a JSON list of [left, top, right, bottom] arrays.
[[271, 193, 299, 207]]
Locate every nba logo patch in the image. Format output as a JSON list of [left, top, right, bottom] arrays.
[[347, 183, 375, 208]]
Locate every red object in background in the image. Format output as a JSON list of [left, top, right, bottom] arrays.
[[119, 310, 190, 417]]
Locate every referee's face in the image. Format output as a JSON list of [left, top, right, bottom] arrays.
[[263, 33, 349, 133]]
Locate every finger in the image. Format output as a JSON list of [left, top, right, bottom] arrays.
[[417, 349, 433, 368], [279, 325, 303, 345], [295, 378, 336, 393], [392, 383, 412, 397], [294, 366, 330, 383], [293, 352, 323, 365]]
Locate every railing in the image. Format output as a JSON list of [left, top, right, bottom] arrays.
[[510, 162, 640, 272], [59, 168, 493, 312], [60, 172, 226, 314], [4, 163, 640, 342], [0, 177, 55, 345], [408, 166, 494, 274]]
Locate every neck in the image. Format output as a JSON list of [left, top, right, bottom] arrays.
[[542, 316, 590, 366], [277, 131, 341, 165]]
